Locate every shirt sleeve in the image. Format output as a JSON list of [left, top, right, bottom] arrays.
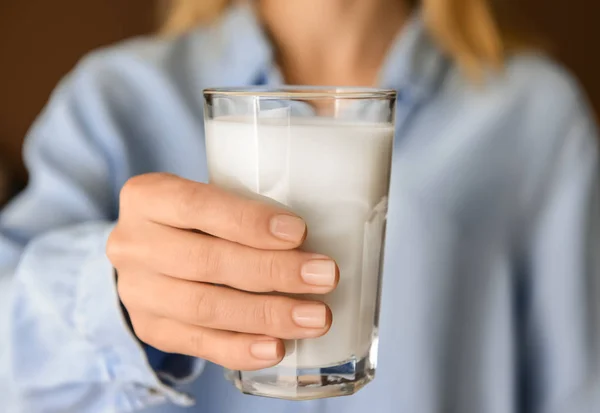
[[1, 54, 199, 412], [524, 111, 600, 413]]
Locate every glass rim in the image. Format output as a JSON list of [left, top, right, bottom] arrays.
[[203, 86, 397, 100]]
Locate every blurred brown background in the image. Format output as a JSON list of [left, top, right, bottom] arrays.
[[0, 0, 157, 196], [0, 0, 599, 200]]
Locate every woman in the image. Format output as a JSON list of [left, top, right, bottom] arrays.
[[1, 0, 599, 412]]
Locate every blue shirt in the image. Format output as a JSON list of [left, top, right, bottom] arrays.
[[1, 5, 600, 413]]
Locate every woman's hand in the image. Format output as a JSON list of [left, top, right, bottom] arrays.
[[107, 173, 338, 370]]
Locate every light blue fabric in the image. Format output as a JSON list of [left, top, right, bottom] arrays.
[[1, 4, 599, 413]]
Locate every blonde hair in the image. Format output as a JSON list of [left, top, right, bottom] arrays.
[[161, 0, 531, 78]]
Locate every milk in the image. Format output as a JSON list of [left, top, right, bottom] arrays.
[[205, 117, 394, 369]]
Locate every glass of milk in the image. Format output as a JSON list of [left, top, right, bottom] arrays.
[[203, 86, 396, 400]]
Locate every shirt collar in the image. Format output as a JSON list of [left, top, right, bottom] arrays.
[[196, 4, 447, 103]]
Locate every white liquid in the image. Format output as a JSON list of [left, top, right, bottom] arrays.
[[205, 117, 394, 368]]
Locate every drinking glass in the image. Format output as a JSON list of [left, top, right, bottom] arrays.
[[203, 86, 396, 400]]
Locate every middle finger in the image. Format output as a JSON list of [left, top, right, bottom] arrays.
[[130, 223, 339, 294]]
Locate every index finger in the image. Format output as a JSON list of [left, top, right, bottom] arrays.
[[120, 173, 306, 250]]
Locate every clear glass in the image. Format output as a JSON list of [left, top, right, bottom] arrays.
[[203, 86, 397, 400]]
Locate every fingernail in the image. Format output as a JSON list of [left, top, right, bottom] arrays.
[[269, 215, 306, 243], [292, 304, 328, 329], [301, 260, 337, 287], [250, 340, 281, 361]]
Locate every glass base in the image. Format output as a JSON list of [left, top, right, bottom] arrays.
[[226, 356, 374, 401]]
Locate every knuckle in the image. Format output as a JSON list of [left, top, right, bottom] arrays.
[[256, 298, 283, 329], [188, 287, 217, 325], [119, 173, 173, 213], [106, 228, 128, 267], [233, 201, 259, 232], [115, 274, 135, 307], [188, 240, 221, 281], [119, 176, 145, 211], [175, 182, 210, 222], [188, 329, 209, 358], [130, 318, 153, 344], [132, 320, 174, 354], [257, 251, 280, 290]]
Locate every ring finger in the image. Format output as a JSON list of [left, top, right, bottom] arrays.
[[119, 271, 333, 340]]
